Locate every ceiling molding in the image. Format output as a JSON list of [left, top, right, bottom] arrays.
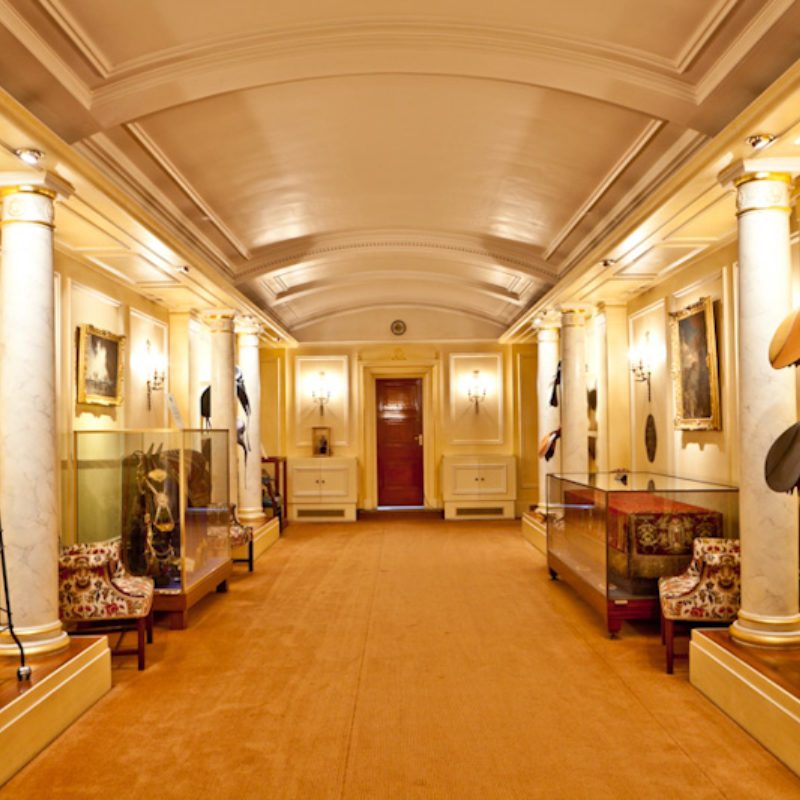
[[37, 0, 113, 77], [0, 0, 92, 107], [695, 0, 795, 102], [235, 229, 557, 284], [125, 122, 251, 259], [269, 269, 528, 308], [87, 25, 701, 129], [543, 119, 664, 260], [75, 134, 235, 274]]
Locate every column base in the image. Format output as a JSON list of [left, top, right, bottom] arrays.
[[0, 621, 69, 657], [238, 507, 266, 525], [730, 615, 800, 648]]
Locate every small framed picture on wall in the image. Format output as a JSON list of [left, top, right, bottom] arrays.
[[311, 426, 332, 457], [76, 324, 125, 406]]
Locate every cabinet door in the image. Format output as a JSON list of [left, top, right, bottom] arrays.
[[317, 462, 352, 499], [451, 463, 484, 495], [291, 464, 322, 500], [478, 463, 510, 495]]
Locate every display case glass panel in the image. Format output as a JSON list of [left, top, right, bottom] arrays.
[[546, 472, 738, 635], [73, 429, 230, 595]]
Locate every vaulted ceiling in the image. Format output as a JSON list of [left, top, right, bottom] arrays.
[[1, 1, 800, 340]]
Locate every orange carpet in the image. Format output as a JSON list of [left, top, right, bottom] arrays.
[[3, 519, 798, 799]]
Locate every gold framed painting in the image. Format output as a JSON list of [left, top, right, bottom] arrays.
[[669, 296, 721, 431], [77, 324, 125, 406]]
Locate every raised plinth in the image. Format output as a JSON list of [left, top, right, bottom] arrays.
[[690, 628, 800, 777], [0, 636, 111, 786], [232, 516, 280, 563], [521, 511, 547, 555]]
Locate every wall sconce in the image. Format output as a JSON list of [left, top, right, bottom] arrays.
[[629, 332, 652, 402], [145, 339, 166, 410], [467, 370, 487, 413], [311, 371, 331, 416]]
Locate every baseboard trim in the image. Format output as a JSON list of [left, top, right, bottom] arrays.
[[690, 628, 800, 777], [0, 636, 111, 786]]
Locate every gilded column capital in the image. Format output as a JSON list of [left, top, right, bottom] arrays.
[[202, 308, 237, 333], [558, 303, 592, 326], [235, 315, 264, 343]]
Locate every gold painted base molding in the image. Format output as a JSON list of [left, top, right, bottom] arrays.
[[690, 628, 800, 777], [521, 512, 547, 555], [0, 636, 111, 787], [232, 517, 280, 563]]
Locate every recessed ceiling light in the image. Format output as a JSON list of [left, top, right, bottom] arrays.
[[13, 147, 45, 167], [600, 258, 616, 268], [745, 133, 776, 151]]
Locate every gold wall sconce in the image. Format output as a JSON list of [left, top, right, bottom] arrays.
[[145, 338, 166, 410], [467, 370, 487, 413], [311, 371, 331, 416]]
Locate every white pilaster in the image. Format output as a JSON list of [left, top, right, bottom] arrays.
[[236, 317, 266, 525], [723, 162, 800, 647], [559, 306, 589, 475], [534, 320, 561, 513], [0, 174, 73, 656], [206, 310, 238, 508]]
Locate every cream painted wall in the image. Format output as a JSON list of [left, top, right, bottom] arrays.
[[627, 243, 738, 485], [55, 251, 169, 543], [279, 341, 535, 511]]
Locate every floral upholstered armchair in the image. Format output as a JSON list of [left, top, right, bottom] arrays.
[[59, 539, 155, 670], [230, 504, 255, 572], [658, 537, 740, 673]]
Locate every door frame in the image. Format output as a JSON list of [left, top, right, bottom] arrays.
[[359, 359, 440, 510]]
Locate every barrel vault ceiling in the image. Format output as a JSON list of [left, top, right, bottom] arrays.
[[1, 0, 800, 340]]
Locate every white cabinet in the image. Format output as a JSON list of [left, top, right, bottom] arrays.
[[287, 457, 358, 522], [442, 455, 517, 520]]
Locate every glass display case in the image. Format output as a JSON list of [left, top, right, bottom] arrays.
[[546, 472, 738, 636], [73, 429, 232, 628]]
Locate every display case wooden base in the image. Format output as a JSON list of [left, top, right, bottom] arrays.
[[547, 552, 657, 636], [153, 558, 233, 630]]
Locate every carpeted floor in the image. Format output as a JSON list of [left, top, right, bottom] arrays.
[[3, 520, 799, 799]]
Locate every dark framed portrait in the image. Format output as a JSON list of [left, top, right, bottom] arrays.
[[77, 324, 125, 406], [669, 297, 721, 431]]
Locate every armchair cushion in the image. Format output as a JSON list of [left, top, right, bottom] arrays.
[[658, 537, 740, 622], [59, 539, 154, 622]]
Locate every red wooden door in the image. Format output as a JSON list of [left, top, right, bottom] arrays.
[[377, 378, 423, 506]]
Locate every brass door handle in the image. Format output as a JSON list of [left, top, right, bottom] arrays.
[[416, 434, 423, 445]]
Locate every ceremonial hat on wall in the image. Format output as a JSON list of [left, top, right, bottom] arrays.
[[765, 422, 800, 493], [769, 308, 800, 369]]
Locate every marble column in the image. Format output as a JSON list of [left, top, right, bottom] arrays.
[[721, 162, 800, 647], [0, 174, 72, 657], [236, 317, 266, 525], [534, 319, 561, 514], [559, 306, 589, 475], [206, 310, 238, 509]]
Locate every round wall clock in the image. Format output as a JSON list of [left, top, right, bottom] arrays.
[[390, 319, 406, 336], [645, 414, 658, 463]]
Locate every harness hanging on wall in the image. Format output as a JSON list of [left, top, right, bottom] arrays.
[[549, 361, 561, 408]]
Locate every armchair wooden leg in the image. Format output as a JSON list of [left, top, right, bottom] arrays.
[[660, 611, 665, 644], [665, 618, 675, 675], [248, 540, 254, 572], [146, 609, 154, 644], [136, 616, 146, 671]]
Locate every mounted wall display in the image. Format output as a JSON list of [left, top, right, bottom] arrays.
[[669, 296, 720, 431], [76, 323, 125, 406], [645, 414, 657, 463]]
